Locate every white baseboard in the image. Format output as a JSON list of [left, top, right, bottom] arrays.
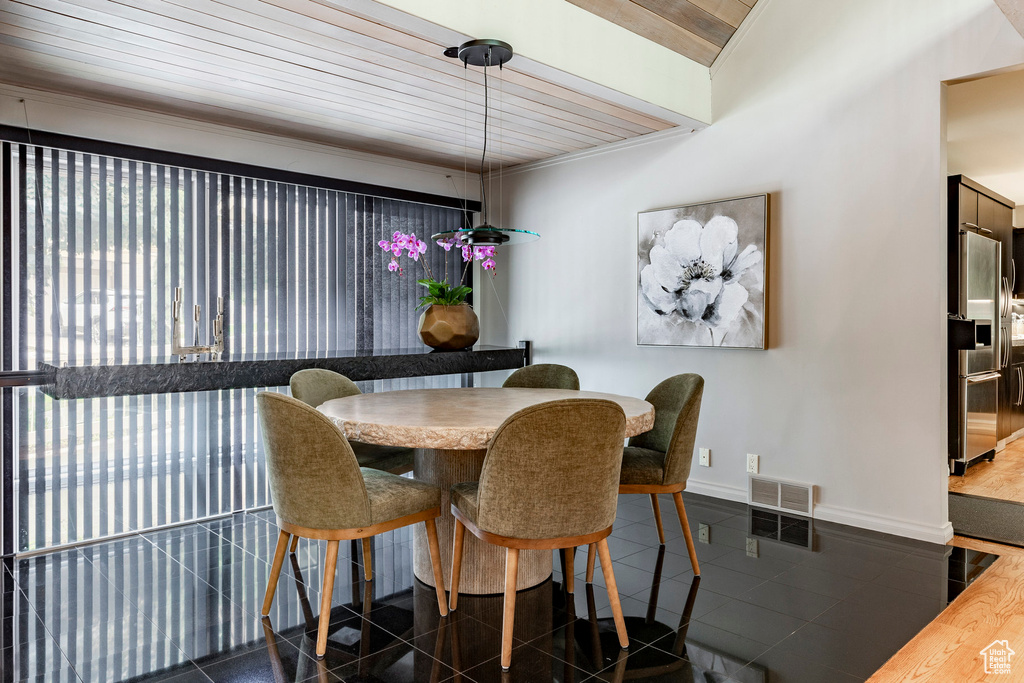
[[684, 480, 953, 545], [812, 504, 954, 545], [684, 479, 748, 503]]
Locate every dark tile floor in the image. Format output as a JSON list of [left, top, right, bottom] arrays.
[[0, 494, 994, 682]]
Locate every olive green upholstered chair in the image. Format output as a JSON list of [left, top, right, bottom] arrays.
[[256, 392, 449, 659], [585, 374, 704, 581], [501, 364, 580, 390], [448, 399, 630, 671], [290, 369, 415, 476]]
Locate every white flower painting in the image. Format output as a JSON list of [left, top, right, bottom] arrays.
[[638, 195, 769, 349]]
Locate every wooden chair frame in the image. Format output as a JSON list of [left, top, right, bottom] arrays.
[[262, 507, 449, 659], [585, 484, 700, 583], [449, 507, 629, 671]]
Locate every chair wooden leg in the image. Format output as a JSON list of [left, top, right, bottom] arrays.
[[596, 538, 629, 650], [424, 518, 449, 616], [289, 535, 299, 554], [672, 492, 700, 576], [361, 537, 373, 582], [449, 519, 466, 611], [501, 548, 520, 671], [650, 494, 666, 545], [585, 543, 597, 584], [563, 547, 575, 594], [316, 540, 340, 659], [262, 531, 290, 616]]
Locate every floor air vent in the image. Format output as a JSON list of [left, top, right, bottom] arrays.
[[748, 475, 814, 517]]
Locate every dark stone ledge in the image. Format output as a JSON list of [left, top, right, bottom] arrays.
[[37, 345, 527, 399]]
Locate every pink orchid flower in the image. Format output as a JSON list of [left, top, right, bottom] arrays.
[[482, 258, 496, 271]]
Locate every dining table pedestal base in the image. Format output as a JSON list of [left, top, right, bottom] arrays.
[[412, 448, 552, 594]]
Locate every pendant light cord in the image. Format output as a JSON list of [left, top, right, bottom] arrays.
[[479, 52, 490, 226]]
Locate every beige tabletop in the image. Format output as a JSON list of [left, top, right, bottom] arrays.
[[318, 387, 655, 450]]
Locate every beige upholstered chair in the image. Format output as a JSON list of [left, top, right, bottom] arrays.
[[448, 399, 630, 671], [502, 363, 580, 390], [586, 374, 704, 581], [256, 392, 449, 658], [290, 369, 414, 476]]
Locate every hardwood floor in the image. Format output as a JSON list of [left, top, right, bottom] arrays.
[[868, 536, 1024, 682], [948, 437, 1024, 504]]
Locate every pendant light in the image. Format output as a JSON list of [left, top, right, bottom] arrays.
[[432, 39, 540, 246]]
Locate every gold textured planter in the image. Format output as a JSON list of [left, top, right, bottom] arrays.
[[417, 304, 480, 350]]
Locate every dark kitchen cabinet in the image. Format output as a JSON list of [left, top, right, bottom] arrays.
[[1013, 227, 1024, 297], [999, 323, 1013, 440], [959, 183, 978, 228], [1002, 357, 1016, 438], [1008, 363, 1024, 436]]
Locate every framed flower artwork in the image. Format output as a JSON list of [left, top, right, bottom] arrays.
[[637, 194, 769, 349]]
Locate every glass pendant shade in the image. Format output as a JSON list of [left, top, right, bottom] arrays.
[[431, 225, 540, 246]]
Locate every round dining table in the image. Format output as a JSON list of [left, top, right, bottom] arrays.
[[318, 387, 655, 595]]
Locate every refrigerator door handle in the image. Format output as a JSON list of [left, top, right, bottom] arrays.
[[967, 372, 1002, 383], [1005, 277, 1012, 318], [1018, 367, 1022, 406], [1012, 259, 1017, 293]]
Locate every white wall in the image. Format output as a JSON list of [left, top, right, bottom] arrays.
[[480, 0, 1024, 543], [0, 84, 478, 200]]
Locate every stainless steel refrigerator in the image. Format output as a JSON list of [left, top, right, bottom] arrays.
[[951, 229, 1001, 475]]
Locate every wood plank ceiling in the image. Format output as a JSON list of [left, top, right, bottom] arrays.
[[567, 0, 760, 67], [0, 0, 679, 169]]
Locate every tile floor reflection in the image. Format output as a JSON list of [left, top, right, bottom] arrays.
[[0, 494, 994, 682]]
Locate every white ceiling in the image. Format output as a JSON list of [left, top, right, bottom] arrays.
[[948, 66, 1024, 210]]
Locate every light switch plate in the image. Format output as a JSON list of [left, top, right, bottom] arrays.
[[747, 453, 759, 474], [699, 448, 711, 467], [698, 523, 710, 544]]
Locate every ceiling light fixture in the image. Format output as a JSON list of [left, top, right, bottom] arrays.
[[433, 39, 539, 247]]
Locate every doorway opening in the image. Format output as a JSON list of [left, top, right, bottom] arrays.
[[946, 66, 1024, 544]]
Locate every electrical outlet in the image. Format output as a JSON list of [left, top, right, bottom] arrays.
[[747, 453, 759, 474], [698, 523, 710, 544], [746, 538, 759, 558], [699, 447, 711, 467]]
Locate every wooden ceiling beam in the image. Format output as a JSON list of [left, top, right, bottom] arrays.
[[631, 0, 736, 48], [566, 0, 759, 67]]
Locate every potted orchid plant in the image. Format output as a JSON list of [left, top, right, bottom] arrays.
[[379, 232, 496, 350]]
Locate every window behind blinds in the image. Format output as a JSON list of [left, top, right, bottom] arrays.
[[1, 141, 468, 553]]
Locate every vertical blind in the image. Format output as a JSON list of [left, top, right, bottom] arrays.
[[1, 141, 467, 553]]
